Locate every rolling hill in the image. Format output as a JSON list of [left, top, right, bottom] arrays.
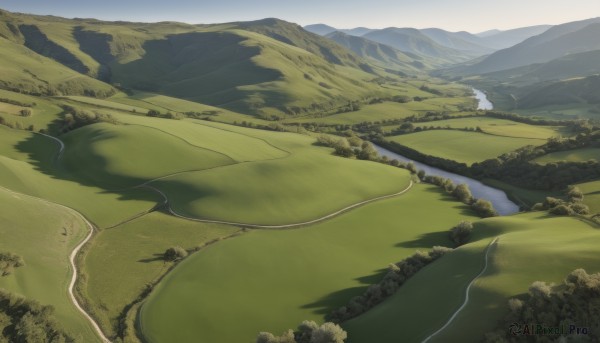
[[420, 28, 493, 56], [475, 25, 552, 49], [0, 10, 395, 119]]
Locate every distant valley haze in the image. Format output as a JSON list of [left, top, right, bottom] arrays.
[[2, 0, 600, 32]]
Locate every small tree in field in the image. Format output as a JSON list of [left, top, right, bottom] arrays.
[[163, 246, 188, 261], [450, 221, 473, 246]]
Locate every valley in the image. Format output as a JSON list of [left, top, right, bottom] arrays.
[[0, 5, 599, 343]]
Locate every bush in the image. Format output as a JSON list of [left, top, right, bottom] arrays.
[[471, 199, 498, 218], [549, 204, 573, 216], [0, 252, 24, 276], [163, 246, 188, 261], [452, 184, 473, 204], [449, 221, 473, 246], [256, 321, 347, 343]]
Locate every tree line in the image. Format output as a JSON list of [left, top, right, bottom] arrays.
[[485, 269, 600, 342], [0, 289, 74, 342], [327, 246, 453, 323], [257, 321, 347, 343]]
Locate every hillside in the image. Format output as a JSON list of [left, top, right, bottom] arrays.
[[363, 28, 473, 64], [420, 28, 493, 56], [475, 25, 552, 49], [0, 10, 395, 118], [456, 18, 600, 75], [325, 31, 426, 72], [518, 75, 600, 109]]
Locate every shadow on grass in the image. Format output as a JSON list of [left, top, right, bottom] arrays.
[[396, 231, 452, 248], [138, 253, 164, 264]]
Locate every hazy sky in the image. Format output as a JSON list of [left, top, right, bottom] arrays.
[[2, 0, 600, 32]]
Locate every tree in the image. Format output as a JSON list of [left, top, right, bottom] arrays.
[[357, 142, 377, 160], [450, 221, 473, 246], [163, 246, 188, 261], [567, 186, 584, 202], [471, 199, 498, 218], [406, 162, 417, 174], [310, 323, 347, 343], [549, 204, 573, 216], [296, 321, 319, 343], [19, 109, 32, 117], [452, 184, 473, 204]]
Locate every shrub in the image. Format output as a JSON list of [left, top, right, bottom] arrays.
[[449, 221, 473, 246], [471, 199, 498, 218], [163, 246, 188, 261]]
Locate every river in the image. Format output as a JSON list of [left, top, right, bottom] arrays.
[[373, 88, 519, 215], [473, 88, 493, 110]]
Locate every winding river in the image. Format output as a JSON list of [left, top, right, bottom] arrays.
[[374, 88, 519, 215]]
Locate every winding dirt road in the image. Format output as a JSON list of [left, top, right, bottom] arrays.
[[421, 237, 499, 343]]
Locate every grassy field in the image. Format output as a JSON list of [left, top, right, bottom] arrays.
[[61, 123, 236, 188], [0, 187, 100, 342], [412, 116, 565, 139], [289, 102, 418, 125], [81, 212, 239, 337], [140, 184, 479, 343], [575, 180, 600, 215], [0, 89, 65, 134], [0, 126, 161, 228], [533, 147, 600, 164], [387, 130, 546, 165], [344, 212, 600, 342]]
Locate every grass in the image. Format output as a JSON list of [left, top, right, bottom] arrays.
[[387, 130, 546, 165], [0, 89, 64, 134], [140, 184, 479, 343], [288, 102, 417, 125], [533, 147, 600, 164], [575, 180, 600, 215], [0, 126, 161, 228], [81, 212, 239, 337], [0, 187, 100, 342], [482, 179, 562, 208], [344, 212, 600, 342], [61, 122, 235, 188], [412, 116, 565, 139]]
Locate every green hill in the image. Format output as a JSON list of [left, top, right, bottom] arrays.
[[517, 75, 600, 109], [420, 28, 493, 56], [325, 31, 427, 72], [363, 28, 473, 64]]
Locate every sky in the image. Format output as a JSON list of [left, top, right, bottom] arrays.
[[2, 0, 600, 32]]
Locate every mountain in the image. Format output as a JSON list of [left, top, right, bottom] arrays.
[[303, 23, 337, 36], [325, 31, 427, 73], [363, 27, 473, 64], [0, 10, 392, 118], [518, 75, 600, 109], [475, 49, 600, 87], [420, 28, 493, 55], [454, 18, 600, 75], [339, 27, 374, 36], [476, 25, 552, 49], [304, 24, 373, 37], [476, 29, 501, 37]]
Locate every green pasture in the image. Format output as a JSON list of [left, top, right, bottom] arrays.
[[533, 147, 600, 164], [576, 180, 600, 215], [81, 212, 239, 337], [388, 130, 546, 165], [140, 184, 479, 343], [345, 213, 600, 342], [412, 116, 565, 139], [0, 187, 100, 342], [61, 123, 235, 188]]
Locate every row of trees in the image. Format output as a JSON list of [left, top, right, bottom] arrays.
[[0, 289, 74, 342], [327, 246, 453, 323], [532, 186, 590, 216], [485, 269, 600, 342], [422, 175, 498, 217], [257, 321, 347, 343], [61, 105, 118, 132], [0, 252, 24, 276], [0, 97, 34, 107]]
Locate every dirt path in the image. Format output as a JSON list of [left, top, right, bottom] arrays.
[[144, 181, 414, 229], [0, 185, 111, 343], [421, 237, 499, 343]]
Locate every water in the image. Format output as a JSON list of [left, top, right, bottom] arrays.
[[374, 145, 519, 215], [473, 88, 493, 110]]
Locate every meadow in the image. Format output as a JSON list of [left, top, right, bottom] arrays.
[[344, 212, 600, 342], [412, 116, 565, 139], [533, 147, 600, 164], [576, 180, 600, 215], [0, 187, 100, 342], [140, 184, 479, 343], [387, 130, 546, 165]]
